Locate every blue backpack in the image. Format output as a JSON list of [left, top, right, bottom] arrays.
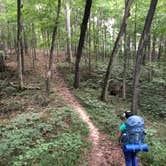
[[125, 115, 145, 144]]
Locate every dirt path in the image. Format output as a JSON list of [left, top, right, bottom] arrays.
[[52, 70, 125, 166], [7, 51, 125, 166], [32, 52, 125, 165]]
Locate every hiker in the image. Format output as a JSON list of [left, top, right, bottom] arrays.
[[118, 111, 148, 166], [118, 111, 138, 166]]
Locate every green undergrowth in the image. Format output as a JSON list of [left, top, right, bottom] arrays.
[[0, 70, 90, 166], [0, 108, 89, 166], [57, 63, 125, 140], [140, 81, 166, 121], [57, 62, 166, 166], [74, 89, 120, 140], [139, 128, 166, 166]]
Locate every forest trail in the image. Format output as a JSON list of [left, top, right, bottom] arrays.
[[7, 51, 125, 166], [34, 52, 125, 166], [53, 70, 125, 166]]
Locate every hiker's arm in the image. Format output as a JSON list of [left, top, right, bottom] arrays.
[[118, 131, 122, 144]]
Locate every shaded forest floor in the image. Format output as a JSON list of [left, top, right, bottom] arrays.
[[0, 50, 165, 166], [56, 54, 166, 166], [35, 52, 125, 165], [0, 51, 125, 166], [52, 67, 125, 166]]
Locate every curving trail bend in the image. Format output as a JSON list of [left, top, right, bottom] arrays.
[[53, 70, 125, 166]]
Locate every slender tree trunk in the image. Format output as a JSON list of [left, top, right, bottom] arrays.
[[88, 21, 91, 75], [17, 0, 23, 89], [158, 37, 162, 60], [46, 0, 61, 95], [32, 23, 37, 60], [57, 29, 60, 57], [13, 26, 18, 58], [20, 35, 24, 73], [122, 34, 127, 99], [131, 0, 158, 114], [74, 0, 92, 88], [24, 33, 28, 55], [148, 33, 152, 81], [122, 0, 129, 99], [0, 50, 5, 72], [101, 0, 133, 101], [102, 24, 106, 62], [20, 8, 24, 73], [134, 0, 137, 62], [127, 36, 131, 66], [74, 9, 78, 55], [65, 1, 73, 63], [152, 35, 156, 59], [92, 16, 95, 61], [98, 17, 102, 61], [31, 23, 36, 68], [104, 26, 107, 58], [142, 46, 146, 66], [7, 21, 11, 51], [95, 17, 99, 63]]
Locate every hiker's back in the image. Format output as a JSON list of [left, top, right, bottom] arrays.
[[126, 115, 144, 144]]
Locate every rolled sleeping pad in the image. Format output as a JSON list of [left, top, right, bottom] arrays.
[[124, 144, 148, 152]]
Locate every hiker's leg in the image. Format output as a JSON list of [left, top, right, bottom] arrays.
[[132, 152, 138, 166], [123, 150, 132, 166]]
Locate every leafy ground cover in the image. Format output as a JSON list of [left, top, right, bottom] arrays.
[[57, 62, 166, 166], [0, 68, 90, 166]]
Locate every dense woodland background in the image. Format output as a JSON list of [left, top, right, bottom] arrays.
[[0, 0, 165, 165]]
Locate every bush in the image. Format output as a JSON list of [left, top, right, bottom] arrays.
[[140, 82, 166, 120], [139, 129, 166, 166]]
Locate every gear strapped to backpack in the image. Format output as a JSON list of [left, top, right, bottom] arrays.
[[125, 115, 145, 144]]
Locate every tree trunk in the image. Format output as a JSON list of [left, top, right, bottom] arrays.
[[65, 1, 73, 63], [127, 36, 131, 66], [142, 40, 147, 66], [95, 16, 99, 63], [17, 0, 23, 89], [31, 23, 36, 68], [147, 33, 152, 81], [152, 35, 156, 59], [56, 29, 60, 58], [102, 24, 106, 62], [158, 37, 162, 60], [74, 0, 92, 88], [88, 20, 91, 75], [92, 16, 96, 62], [0, 52, 5, 72], [122, 0, 129, 99], [131, 0, 158, 114], [46, 0, 61, 95], [23, 27, 28, 55], [134, 0, 137, 64], [101, 0, 133, 101], [122, 34, 127, 99], [20, 35, 24, 73], [74, 9, 78, 55]]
